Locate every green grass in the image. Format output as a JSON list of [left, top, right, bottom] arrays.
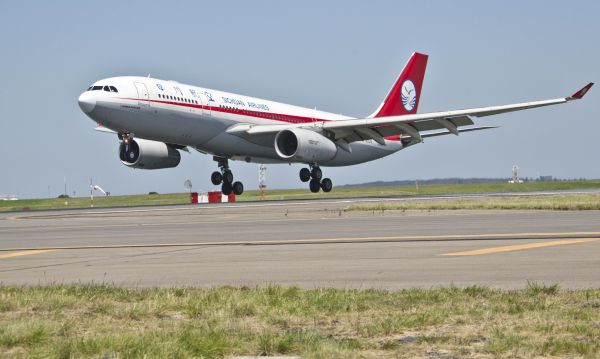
[[1, 180, 599, 213], [347, 194, 600, 211], [0, 193, 189, 213], [248, 180, 600, 201], [0, 284, 599, 358]]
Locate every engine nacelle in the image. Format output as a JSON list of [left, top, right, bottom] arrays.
[[274, 128, 337, 163], [119, 138, 181, 169]]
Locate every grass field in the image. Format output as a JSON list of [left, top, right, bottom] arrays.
[[347, 194, 600, 211], [1, 180, 600, 213], [0, 284, 599, 358]]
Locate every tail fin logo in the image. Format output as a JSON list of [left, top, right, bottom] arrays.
[[401, 79, 417, 112]]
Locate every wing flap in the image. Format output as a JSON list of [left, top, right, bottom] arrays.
[[421, 126, 499, 138]]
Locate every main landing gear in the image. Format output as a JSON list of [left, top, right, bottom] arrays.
[[211, 157, 244, 196], [299, 165, 332, 193]]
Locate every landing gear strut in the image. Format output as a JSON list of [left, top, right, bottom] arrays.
[[211, 157, 244, 196], [300, 165, 332, 193]]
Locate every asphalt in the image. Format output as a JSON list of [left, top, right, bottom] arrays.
[[0, 198, 599, 289]]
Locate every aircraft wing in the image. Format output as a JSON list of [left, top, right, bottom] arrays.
[[230, 82, 593, 145]]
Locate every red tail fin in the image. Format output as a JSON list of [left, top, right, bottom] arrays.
[[371, 52, 428, 117]]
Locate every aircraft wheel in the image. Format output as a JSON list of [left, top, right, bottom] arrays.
[[232, 181, 244, 196], [211, 171, 223, 185], [311, 167, 322, 180], [309, 178, 321, 193], [222, 182, 233, 195], [321, 178, 332, 193], [223, 170, 234, 185], [299, 168, 311, 182]]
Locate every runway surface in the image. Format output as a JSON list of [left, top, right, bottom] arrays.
[[1, 197, 599, 289]]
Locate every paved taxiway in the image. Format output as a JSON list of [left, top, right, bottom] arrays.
[[0, 197, 599, 289]]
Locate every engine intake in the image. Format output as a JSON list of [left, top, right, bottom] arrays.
[[275, 128, 337, 163], [119, 138, 181, 169]]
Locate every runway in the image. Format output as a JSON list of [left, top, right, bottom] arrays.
[[1, 198, 599, 289]]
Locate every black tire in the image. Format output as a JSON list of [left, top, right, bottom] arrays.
[[232, 181, 244, 196], [299, 168, 311, 182], [221, 182, 232, 195], [309, 178, 321, 193], [311, 167, 322, 180], [223, 170, 234, 185], [321, 178, 332, 192], [211, 171, 223, 185]]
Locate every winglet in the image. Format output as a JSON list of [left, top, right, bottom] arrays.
[[569, 82, 594, 100]]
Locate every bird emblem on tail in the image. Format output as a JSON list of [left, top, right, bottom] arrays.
[[401, 79, 417, 112]]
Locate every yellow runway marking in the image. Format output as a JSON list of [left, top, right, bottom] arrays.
[[0, 249, 57, 260], [442, 238, 600, 256]]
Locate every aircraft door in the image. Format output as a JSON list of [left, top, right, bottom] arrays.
[[134, 82, 150, 108], [198, 91, 213, 117]]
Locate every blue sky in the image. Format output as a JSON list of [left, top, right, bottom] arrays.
[[0, 1, 598, 198]]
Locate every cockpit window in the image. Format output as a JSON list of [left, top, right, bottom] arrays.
[[103, 86, 110, 92], [109, 86, 118, 93], [92, 86, 103, 91], [87, 86, 92, 91]]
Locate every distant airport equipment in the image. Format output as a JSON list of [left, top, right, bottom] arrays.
[[0, 195, 18, 201], [258, 164, 267, 200], [184, 179, 193, 193], [78, 52, 593, 195], [539, 175, 553, 181], [89, 179, 110, 207], [92, 185, 109, 196], [509, 165, 523, 183]]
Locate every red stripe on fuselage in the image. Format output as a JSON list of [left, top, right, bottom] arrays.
[[120, 97, 331, 124]]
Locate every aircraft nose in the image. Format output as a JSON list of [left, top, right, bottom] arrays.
[[78, 92, 96, 113]]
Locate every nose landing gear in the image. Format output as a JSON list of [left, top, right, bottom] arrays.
[[211, 157, 244, 196], [300, 165, 332, 193]]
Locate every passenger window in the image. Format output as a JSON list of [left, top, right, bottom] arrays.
[[109, 86, 118, 93]]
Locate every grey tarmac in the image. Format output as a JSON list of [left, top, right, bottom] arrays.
[[0, 197, 599, 289]]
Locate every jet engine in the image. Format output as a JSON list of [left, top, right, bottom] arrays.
[[119, 138, 181, 169], [274, 128, 337, 163]]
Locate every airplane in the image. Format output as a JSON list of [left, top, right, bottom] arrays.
[[78, 52, 593, 195]]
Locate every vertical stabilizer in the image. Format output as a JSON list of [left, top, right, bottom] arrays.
[[371, 52, 428, 117]]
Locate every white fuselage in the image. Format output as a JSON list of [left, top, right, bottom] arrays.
[[78, 76, 403, 166]]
